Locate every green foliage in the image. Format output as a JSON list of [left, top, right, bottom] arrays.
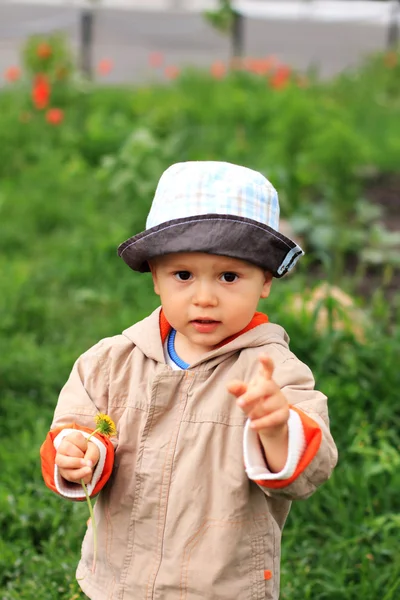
[[0, 39, 399, 598], [204, 0, 236, 34], [22, 33, 74, 81]]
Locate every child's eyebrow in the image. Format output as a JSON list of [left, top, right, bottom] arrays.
[[215, 262, 251, 271]]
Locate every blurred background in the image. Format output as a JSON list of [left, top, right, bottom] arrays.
[[0, 1, 399, 599], [0, 0, 398, 81]]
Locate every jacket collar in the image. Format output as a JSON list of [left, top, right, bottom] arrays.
[[158, 309, 268, 346], [122, 307, 288, 368]]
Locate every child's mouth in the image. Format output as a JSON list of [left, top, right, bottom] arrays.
[[191, 319, 220, 333]]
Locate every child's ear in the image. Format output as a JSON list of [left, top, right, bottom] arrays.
[[260, 272, 273, 299], [148, 261, 160, 296]]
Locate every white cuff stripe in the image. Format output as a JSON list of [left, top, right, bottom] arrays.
[[53, 429, 107, 499], [244, 409, 306, 480]]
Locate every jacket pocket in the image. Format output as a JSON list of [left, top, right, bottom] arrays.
[[180, 518, 274, 600]]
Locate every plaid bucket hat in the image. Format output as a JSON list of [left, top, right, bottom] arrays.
[[117, 161, 304, 277]]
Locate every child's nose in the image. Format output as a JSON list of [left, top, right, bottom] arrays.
[[192, 282, 218, 307]]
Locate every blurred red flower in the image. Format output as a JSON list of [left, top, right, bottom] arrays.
[[37, 42, 52, 59], [46, 108, 64, 125], [4, 66, 21, 82], [245, 57, 276, 76], [165, 65, 180, 80], [270, 65, 291, 90], [97, 59, 114, 75], [210, 61, 226, 79], [256, 58, 273, 75], [32, 74, 51, 109], [149, 52, 165, 68]]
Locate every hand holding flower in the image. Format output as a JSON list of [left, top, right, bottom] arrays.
[[56, 414, 117, 575], [55, 431, 100, 484]]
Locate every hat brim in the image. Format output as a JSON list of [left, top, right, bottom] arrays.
[[117, 214, 303, 278]]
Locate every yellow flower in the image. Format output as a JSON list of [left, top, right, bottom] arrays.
[[94, 413, 117, 438]]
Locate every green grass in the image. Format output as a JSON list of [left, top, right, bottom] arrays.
[[1, 50, 400, 598]]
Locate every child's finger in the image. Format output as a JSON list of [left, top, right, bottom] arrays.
[[227, 379, 248, 398], [81, 468, 95, 485], [59, 465, 93, 484], [84, 441, 100, 468], [249, 407, 289, 431], [63, 431, 88, 454], [259, 354, 274, 381], [58, 437, 85, 459], [247, 395, 282, 421], [56, 454, 93, 470], [237, 380, 276, 411]]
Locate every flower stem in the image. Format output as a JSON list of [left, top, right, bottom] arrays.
[[81, 479, 97, 573], [81, 428, 100, 572], [86, 427, 100, 443]]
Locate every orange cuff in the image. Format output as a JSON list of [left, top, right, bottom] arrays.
[[40, 423, 115, 500], [256, 407, 322, 489]]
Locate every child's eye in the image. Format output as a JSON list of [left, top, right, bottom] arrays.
[[174, 271, 192, 281], [220, 272, 238, 283]]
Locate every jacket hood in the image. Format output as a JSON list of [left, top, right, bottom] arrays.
[[122, 307, 290, 368]]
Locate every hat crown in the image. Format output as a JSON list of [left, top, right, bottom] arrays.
[[146, 161, 280, 231]]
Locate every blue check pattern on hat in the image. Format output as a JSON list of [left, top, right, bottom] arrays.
[[118, 160, 304, 276], [146, 161, 280, 231]]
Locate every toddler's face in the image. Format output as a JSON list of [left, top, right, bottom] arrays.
[[149, 252, 272, 361]]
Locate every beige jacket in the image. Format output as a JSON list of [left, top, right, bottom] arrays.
[[42, 308, 337, 600]]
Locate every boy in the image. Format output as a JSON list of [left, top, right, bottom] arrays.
[[41, 161, 337, 600]]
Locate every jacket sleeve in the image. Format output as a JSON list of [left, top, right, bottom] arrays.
[[244, 407, 306, 481], [40, 340, 117, 500], [247, 355, 338, 500]]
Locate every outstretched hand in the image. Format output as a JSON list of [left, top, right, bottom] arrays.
[[227, 354, 289, 438]]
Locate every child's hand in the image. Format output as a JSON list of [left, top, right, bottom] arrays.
[[55, 432, 100, 484], [227, 354, 289, 438]]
